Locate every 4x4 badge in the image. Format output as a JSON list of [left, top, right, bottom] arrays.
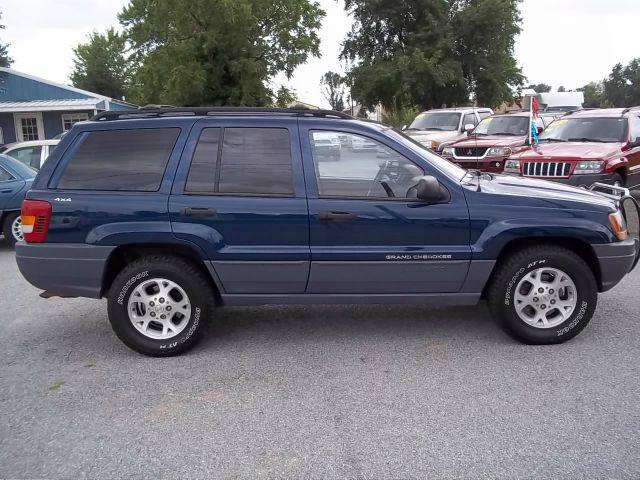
[[53, 197, 71, 202]]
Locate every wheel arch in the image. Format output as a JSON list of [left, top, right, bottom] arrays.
[[101, 243, 222, 302], [483, 236, 603, 295]]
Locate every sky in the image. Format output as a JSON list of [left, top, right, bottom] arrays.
[[1, 0, 639, 109]]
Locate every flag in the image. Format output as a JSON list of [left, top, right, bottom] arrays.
[[530, 96, 539, 145]]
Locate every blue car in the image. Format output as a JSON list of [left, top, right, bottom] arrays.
[[0, 154, 36, 247], [12, 107, 640, 356]]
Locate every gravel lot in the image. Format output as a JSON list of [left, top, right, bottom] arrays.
[[0, 239, 639, 479]]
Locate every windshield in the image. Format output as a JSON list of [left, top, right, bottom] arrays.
[[540, 117, 627, 143], [408, 112, 461, 131], [386, 128, 467, 181], [473, 116, 529, 136]]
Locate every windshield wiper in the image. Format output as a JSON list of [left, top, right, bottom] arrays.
[[567, 137, 608, 143], [490, 132, 518, 136], [538, 138, 567, 143]]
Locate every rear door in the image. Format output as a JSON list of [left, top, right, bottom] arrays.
[[169, 117, 310, 294], [0, 164, 24, 210]]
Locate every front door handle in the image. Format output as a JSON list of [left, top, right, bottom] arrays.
[[182, 207, 217, 217], [0, 189, 13, 194], [319, 211, 357, 221]]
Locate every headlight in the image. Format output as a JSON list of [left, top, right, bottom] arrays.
[[487, 147, 512, 157], [574, 160, 604, 174], [442, 147, 453, 157], [504, 159, 520, 174], [609, 210, 628, 241]]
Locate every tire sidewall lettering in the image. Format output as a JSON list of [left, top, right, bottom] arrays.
[[557, 300, 588, 336], [504, 259, 547, 306], [117, 271, 149, 305]]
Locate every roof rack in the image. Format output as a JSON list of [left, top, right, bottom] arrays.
[[561, 107, 598, 116], [91, 107, 353, 122], [621, 106, 640, 114]]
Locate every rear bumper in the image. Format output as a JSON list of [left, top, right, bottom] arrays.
[[592, 238, 640, 292], [15, 243, 114, 298]]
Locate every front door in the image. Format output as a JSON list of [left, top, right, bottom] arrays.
[[169, 117, 310, 294], [300, 125, 471, 294], [14, 113, 44, 142]]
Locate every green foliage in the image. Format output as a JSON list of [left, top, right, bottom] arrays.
[[557, 85, 566, 92], [525, 83, 551, 93], [603, 59, 640, 108], [274, 86, 297, 108], [70, 28, 129, 99], [320, 71, 346, 111], [118, 0, 324, 106], [342, 0, 523, 111], [382, 105, 420, 129], [577, 82, 603, 108], [0, 11, 13, 68]]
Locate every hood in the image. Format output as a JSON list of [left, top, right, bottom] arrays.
[[405, 130, 462, 144], [470, 174, 616, 212], [452, 135, 527, 149], [511, 142, 621, 160]]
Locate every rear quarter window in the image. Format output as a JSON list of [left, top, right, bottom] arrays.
[[56, 128, 179, 191]]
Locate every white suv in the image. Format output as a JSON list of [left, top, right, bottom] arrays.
[[404, 107, 493, 152]]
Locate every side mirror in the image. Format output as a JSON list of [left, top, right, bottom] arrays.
[[464, 124, 475, 135], [402, 124, 408, 131], [416, 175, 450, 203]]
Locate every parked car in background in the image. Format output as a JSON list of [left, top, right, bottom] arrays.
[[310, 131, 341, 161], [441, 112, 553, 173], [504, 108, 640, 188], [0, 154, 36, 247], [13, 107, 640, 356], [0, 139, 60, 170], [404, 107, 493, 152]]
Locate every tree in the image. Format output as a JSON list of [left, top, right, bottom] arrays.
[[70, 28, 128, 100], [0, 11, 13, 68], [557, 85, 566, 92], [274, 86, 297, 108], [525, 83, 552, 93], [602, 59, 640, 107], [577, 82, 603, 108], [342, 0, 523, 111], [320, 71, 346, 111], [119, 0, 324, 106]]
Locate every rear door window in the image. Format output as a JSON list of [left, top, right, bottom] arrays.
[[0, 166, 15, 181], [8, 146, 42, 169], [57, 128, 179, 191], [185, 127, 293, 196]]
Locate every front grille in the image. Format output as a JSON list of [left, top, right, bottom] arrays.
[[523, 162, 571, 177], [454, 147, 488, 158]]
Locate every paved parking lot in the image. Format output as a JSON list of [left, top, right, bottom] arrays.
[[0, 239, 639, 479]]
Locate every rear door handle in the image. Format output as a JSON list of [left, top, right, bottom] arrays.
[[181, 207, 217, 217], [319, 211, 357, 221]]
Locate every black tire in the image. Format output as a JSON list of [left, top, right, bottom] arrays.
[[487, 245, 598, 344], [107, 255, 215, 356], [2, 212, 21, 248]]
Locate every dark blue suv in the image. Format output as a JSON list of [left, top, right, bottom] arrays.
[[15, 108, 640, 356]]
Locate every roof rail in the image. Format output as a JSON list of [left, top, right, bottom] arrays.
[[561, 107, 598, 116], [621, 106, 640, 114], [91, 107, 353, 121]]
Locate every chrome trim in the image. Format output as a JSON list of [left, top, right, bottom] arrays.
[[523, 161, 571, 178], [452, 147, 490, 161]]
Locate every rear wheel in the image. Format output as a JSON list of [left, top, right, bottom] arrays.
[[2, 212, 23, 247], [107, 255, 215, 356], [487, 245, 597, 344]]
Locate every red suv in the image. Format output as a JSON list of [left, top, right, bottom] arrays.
[[441, 112, 554, 173], [505, 108, 640, 188]]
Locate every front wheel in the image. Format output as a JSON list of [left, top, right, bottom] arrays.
[[2, 212, 23, 247], [107, 255, 215, 356], [487, 246, 598, 344]]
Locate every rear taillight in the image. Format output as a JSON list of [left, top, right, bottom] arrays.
[[21, 200, 51, 243]]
